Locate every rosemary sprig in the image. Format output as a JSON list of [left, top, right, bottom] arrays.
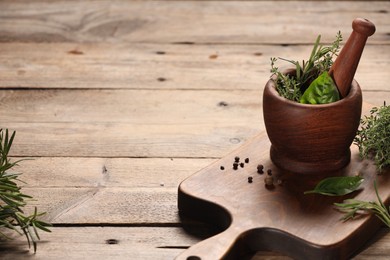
[[270, 31, 342, 101], [335, 181, 390, 228], [354, 102, 390, 173], [0, 129, 51, 252]]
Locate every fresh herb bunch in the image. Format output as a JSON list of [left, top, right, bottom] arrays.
[[0, 129, 51, 252], [270, 32, 343, 101], [354, 102, 390, 172], [335, 181, 390, 228]]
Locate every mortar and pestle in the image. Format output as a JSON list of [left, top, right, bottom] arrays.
[[263, 18, 376, 174]]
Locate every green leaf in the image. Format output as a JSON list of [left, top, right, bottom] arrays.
[[304, 176, 364, 196], [299, 71, 340, 104]]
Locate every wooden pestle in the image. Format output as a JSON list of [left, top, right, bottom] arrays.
[[329, 18, 375, 98]]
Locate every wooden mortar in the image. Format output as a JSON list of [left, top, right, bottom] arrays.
[[263, 18, 375, 174], [263, 73, 362, 174]]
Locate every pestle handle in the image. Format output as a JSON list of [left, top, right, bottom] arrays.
[[329, 18, 375, 98]]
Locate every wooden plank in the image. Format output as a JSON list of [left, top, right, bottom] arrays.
[[0, 1, 388, 44], [0, 89, 263, 124], [4, 122, 260, 158], [0, 227, 388, 259], [0, 89, 387, 125], [11, 157, 212, 224], [24, 187, 180, 224], [14, 157, 214, 188], [0, 89, 263, 159], [0, 227, 199, 260], [0, 43, 389, 92]]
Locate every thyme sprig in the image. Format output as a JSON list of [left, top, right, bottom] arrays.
[[270, 32, 342, 101], [354, 102, 390, 173], [335, 181, 390, 228], [0, 129, 51, 252]]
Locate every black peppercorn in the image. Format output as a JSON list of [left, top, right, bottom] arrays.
[[240, 162, 244, 168], [267, 169, 272, 176], [233, 163, 238, 170], [234, 156, 240, 162], [257, 164, 264, 174], [220, 166, 225, 170], [248, 176, 253, 183], [245, 158, 249, 163]]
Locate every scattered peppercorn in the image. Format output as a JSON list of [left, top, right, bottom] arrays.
[[220, 166, 225, 170], [257, 164, 264, 174], [248, 176, 253, 183], [267, 169, 272, 176], [264, 176, 274, 187], [234, 156, 240, 162], [245, 158, 249, 163], [233, 163, 238, 170], [240, 162, 244, 168]]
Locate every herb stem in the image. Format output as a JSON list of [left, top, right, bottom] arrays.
[[335, 180, 390, 228], [0, 129, 51, 252]]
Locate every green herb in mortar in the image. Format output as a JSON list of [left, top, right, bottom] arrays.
[[354, 102, 390, 172], [270, 32, 342, 102], [300, 71, 340, 104]]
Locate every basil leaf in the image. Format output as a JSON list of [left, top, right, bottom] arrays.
[[304, 176, 364, 196], [300, 71, 340, 104]]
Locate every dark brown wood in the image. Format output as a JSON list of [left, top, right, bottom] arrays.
[[329, 18, 376, 98], [176, 113, 390, 259], [262, 70, 362, 174]]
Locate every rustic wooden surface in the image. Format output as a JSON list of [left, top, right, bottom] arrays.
[[0, 0, 389, 259]]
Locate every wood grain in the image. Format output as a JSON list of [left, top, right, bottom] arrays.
[[0, 89, 263, 124], [6, 157, 209, 224], [13, 157, 214, 188], [4, 122, 259, 158], [24, 187, 180, 224], [0, 227, 388, 260], [0, 1, 389, 44], [0, 43, 389, 94]]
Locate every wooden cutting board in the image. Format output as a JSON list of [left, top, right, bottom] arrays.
[[176, 104, 390, 260]]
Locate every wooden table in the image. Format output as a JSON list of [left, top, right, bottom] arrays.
[[0, 1, 389, 259]]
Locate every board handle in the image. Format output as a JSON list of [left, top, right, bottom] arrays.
[[175, 225, 242, 260]]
